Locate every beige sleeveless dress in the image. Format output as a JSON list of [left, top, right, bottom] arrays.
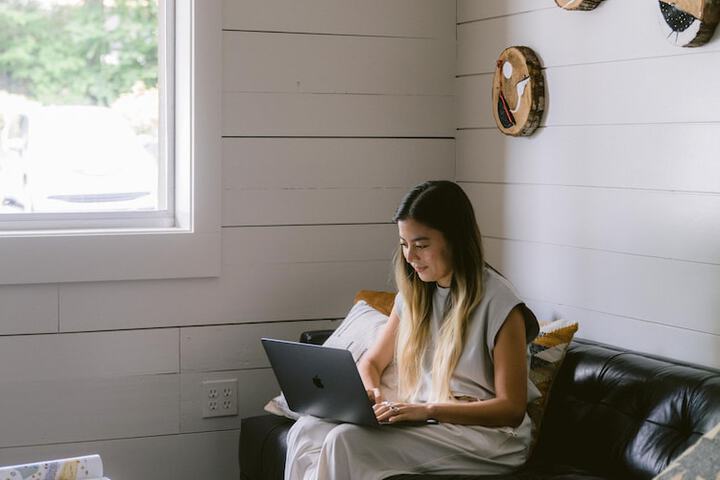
[[284, 268, 540, 480]]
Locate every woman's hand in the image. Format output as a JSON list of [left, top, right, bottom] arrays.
[[373, 401, 431, 423], [367, 387, 383, 406]]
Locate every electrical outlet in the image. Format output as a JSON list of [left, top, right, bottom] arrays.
[[202, 378, 238, 418]]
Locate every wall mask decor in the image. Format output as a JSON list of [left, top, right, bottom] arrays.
[[658, 0, 720, 47], [555, 0, 606, 11], [492, 46, 545, 137]]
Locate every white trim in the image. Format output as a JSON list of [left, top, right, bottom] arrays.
[[0, 0, 221, 285], [159, 0, 175, 214], [0, 210, 174, 231]]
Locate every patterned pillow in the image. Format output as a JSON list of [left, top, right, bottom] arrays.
[[527, 318, 579, 447], [653, 421, 720, 480]]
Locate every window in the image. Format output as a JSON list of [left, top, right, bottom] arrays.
[[0, 0, 221, 284], [0, 0, 172, 227]]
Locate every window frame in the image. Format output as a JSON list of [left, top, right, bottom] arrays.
[[0, 0, 221, 285]]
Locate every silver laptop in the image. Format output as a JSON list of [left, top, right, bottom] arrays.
[[261, 338, 383, 426]]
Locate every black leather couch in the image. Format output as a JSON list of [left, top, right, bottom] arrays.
[[240, 332, 720, 480]]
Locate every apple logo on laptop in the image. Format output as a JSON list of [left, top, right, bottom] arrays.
[[312, 375, 325, 389]]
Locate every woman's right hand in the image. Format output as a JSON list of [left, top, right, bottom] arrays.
[[367, 387, 383, 405]]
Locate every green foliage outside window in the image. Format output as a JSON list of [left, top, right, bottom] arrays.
[[0, 0, 158, 106]]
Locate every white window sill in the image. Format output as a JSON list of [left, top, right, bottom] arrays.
[[0, 228, 220, 284]]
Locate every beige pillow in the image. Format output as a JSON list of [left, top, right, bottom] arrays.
[[264, 300, 397, 419]]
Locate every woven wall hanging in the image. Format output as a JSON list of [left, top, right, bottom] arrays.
[[492, 46, 545, 137], [555, 0, 606, 11], [658, 0, 720, 47]]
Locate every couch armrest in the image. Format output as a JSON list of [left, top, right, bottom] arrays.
[[299, 329, 334, 345]]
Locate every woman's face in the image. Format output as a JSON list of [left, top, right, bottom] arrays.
[[398, 218, 453, 288]]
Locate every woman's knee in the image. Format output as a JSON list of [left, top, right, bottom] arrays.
[[323, 423, 365, 451], [287, 416, 312, 443], [288, 416, 335, 450]]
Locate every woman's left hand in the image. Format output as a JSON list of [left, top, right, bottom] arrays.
[[373, 401, 430, 423]]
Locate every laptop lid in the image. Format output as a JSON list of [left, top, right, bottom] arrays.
[[261, 338, 379, 427]]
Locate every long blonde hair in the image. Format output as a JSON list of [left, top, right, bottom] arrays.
[[393, 181, 486, 402]]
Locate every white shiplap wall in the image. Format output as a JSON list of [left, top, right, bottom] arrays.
[[456, 0, 720, 368], [0, 1, 455, 478]]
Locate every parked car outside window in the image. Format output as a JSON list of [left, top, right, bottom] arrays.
[[0, 105, 158, 213]]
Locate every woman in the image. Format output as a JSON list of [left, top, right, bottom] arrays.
[[285, 181, 540, 480]]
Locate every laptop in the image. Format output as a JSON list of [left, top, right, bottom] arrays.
[[261, 338, 438, 427]]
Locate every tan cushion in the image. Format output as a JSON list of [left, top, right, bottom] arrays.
[[354, 290, 396, 316]]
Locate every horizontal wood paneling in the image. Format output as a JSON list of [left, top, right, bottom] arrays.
[[455, 75, 505, 130], [180, 369, 278, 433], [0, 430, 240, 480], [181, 319, 339, 372], [465, 183, 720, 264], [59, 226, 396, 331], [218, 260, 392, 324], [222, 138, 453, 225], [0, 285, 57, 335], [0, 375, 179, 448], [526, 299, 720, 370], [223, 225, 396, 264], [457, 0, 555, 23], [455, 127, 720, 193], [458, 0, 720, 75], [59, 278, 224, 332], [217, 225, 395, 322], [223, 187, 406, 226], [483, 237, 720, 336], [222, 0, 454, 39], [223, 32, 453, 95], [58, 265, 377, 332], [0, 329, 178, 381], [0, 233, 221, 286], [457, 52, 720, 128], [222, 92, 454, 137], [223, 138, 454, 189]]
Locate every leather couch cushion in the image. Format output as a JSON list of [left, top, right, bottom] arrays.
[[240, 415, 293, 480], [353, 289, 396, 315], [532, 341, 720, 479]]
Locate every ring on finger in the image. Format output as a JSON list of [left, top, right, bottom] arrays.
[[390, 405, 399, 413]]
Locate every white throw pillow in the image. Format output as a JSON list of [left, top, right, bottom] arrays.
[[263, 300, 398, 419]]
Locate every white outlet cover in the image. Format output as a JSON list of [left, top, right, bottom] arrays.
[[202, 378, 238, 418]]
